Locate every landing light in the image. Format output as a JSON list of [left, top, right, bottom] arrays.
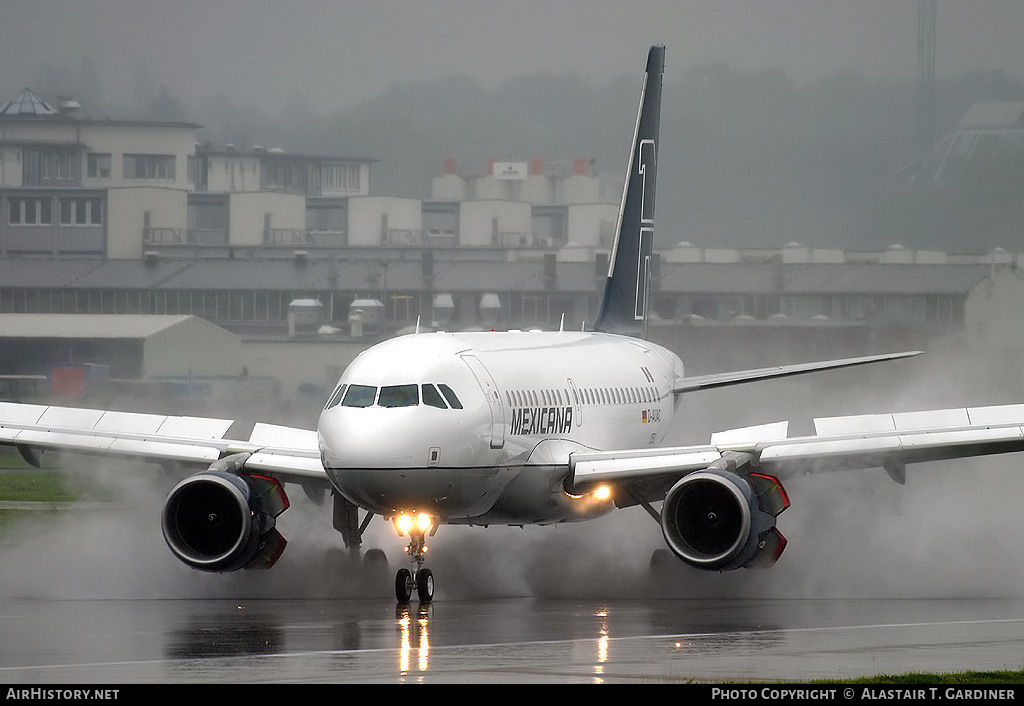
[[397, 514, 413, 534], [564, 484, 614, 501], [394, 512, 434, 536]]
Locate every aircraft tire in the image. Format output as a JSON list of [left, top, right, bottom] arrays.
[[416, 568, 434, 603], [395, 568, 413, 602]]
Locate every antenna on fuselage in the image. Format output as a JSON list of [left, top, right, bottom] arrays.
[[559, 313, 565, 332], [415, 316, 421, 334]]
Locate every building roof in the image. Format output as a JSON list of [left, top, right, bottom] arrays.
[[0, 86, 201, 129], [0, 88, 57, 116], [0, 314, 212, 339], [199, 147, 377, 164]]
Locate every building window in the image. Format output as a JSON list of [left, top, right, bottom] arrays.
[[321, 163, 360, 192], [390, 294, 416, 321], [123, 154, 175, 180], [87, 153, 111, 179], [59, 198, 103, 226], [261, 159, 304, 190], [8, 198, 52, 225], [521, 294, 544, 322], [22, 149, 77, 185]]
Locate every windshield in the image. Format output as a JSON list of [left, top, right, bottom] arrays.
[[378, 384, 419, 408], [422, 384, 447, 409], [438, 383, 463, 409], [324, 384, 347, 410], [341, 384, 377, 407], [332, 382, 462, 409]]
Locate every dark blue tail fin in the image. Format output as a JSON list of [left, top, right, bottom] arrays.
[[593, 45, 664, 336]]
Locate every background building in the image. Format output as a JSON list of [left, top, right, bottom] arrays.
[[3, 87, 1024, 415]]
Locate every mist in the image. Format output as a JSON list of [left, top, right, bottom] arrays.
[[3, 337, 1024, 603]]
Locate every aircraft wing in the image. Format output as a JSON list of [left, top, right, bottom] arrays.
[[0, 401, 328, 488], [672, 350, 921, 394], [568, 402, 1024, 501]]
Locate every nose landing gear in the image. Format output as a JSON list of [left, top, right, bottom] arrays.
[[393, 513, 435, 603], [395, 566, 433, 603]]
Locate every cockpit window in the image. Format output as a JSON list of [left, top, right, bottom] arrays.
[[437, 383, 463, 409], [378, 384, 419, 408], [341, 384, 377, 407], [333, 382, 462, 410], [324, 383, 348, 410], [422, 384, 448, 409]]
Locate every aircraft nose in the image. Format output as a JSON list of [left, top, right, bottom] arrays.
[[318, 407, 420, 468]]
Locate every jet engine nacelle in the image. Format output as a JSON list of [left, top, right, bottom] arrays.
[[660, 469, 789, 572], [161, 469, 289, 572]]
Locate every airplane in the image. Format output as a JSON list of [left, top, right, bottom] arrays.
[[4, 45, 1024, 604]]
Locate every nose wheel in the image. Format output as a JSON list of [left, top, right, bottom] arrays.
[[394, 522, 434, 602], [395, 566, 433, 602]]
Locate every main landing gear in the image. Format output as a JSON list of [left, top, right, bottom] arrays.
[[393, 512, 435, 603]]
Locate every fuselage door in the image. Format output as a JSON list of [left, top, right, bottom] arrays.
[[567, 377, 583, 427], [461, 354, 505, 449]]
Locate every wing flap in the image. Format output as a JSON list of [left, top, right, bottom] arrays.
[[762, 418, 1024, 473], [760, 403, 1024, 474], [0, 426, 223, 464], [0, 401, 330, 486], [570, 446, 722, 487], [245, 451, 325, 479], [248, 422, 320, 451], [572, 402, 1024, 497], [968, 403, 1024, 425]]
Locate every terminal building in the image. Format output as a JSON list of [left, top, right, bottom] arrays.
[[2, 87, 1024, 411]]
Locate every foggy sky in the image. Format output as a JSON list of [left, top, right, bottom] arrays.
[[3, 1, 1024, 117]]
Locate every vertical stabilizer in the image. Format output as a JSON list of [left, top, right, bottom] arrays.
[[594, 45, 664, 336]]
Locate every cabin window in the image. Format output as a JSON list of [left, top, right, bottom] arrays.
[[379, 384, 419, 408], [423, 384, 448, 409], [438, 384, 463, 409], [341, 385, 377, 407]]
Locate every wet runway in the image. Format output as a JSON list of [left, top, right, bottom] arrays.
[[4, 447, 1024, 684], [2, 596, 1024, 683]]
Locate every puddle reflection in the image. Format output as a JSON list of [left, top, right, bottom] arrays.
[[395, 602, 432, 680]]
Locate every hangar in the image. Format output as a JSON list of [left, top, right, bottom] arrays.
[[0, 313, 243, 393]]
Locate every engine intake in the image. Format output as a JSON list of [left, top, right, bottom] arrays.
[[661, 469, 789, 572], [161, 470, 289, 572]]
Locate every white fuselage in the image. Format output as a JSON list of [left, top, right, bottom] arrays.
[[317, 330, 685, 525]]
